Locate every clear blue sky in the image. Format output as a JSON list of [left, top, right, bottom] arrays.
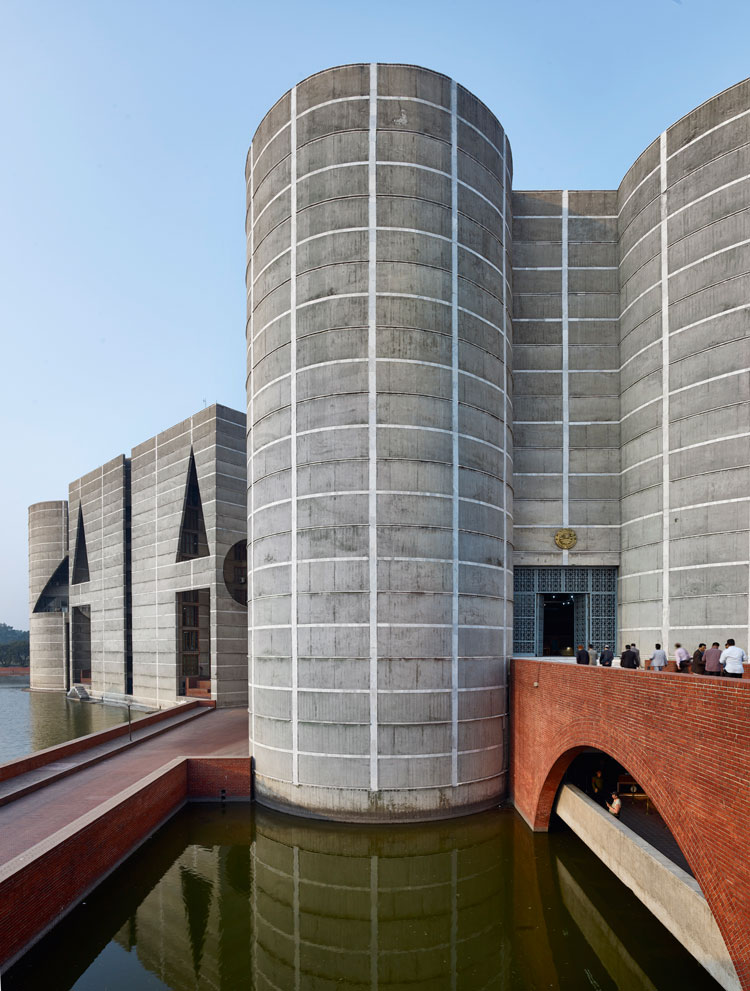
[[1, 0, 748, 629]]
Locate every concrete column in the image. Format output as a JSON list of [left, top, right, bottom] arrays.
[[618, 77, 750, 652], [28, 500, 69, 691], [247, 63, 512, 820]]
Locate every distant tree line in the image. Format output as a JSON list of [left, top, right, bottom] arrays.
[[0, 624, 30, 666]]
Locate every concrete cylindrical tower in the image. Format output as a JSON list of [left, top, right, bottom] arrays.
[[618, 77, 750, 652], [247, 64, 512, 820], [28, 500, 69, 691]]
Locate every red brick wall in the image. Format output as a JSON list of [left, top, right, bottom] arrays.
[[510, 657, 750, 989], [0, 760, 187, 969], [186, 757, 251, 799]]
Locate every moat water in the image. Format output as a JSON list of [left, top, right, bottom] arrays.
[[0, 684, 148, 763], [5, 803, 721, 991]]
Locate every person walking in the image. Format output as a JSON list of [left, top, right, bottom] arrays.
[[576, 644, 590, 665], [719, 639, 747, 679], [620, 644, 638, 669], [704, 642, 723, 676], [649, 644, 668, 671], [599, 645, 614, 667], [591, 769, 605, 804], [588, 643, 598, 665], [691, 643, 706, 675], [675, 643, 691, 672], [631, 642, 641, 667]]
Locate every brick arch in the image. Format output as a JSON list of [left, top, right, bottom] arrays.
[[510, 659, 750, 989], [531, 725, 701, 879]]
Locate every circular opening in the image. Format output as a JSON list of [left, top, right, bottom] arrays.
[[223, 540, 247, 606]]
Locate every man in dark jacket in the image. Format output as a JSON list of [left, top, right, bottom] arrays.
[[576, 644, 590, 665], [620, 644, 638, 669], [691, 643, 706, 674], [599, 645, 614, 667]]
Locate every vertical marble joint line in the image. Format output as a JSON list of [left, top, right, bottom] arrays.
[[368, 62, 378, 794], [370, 855, 379, 991], [501, 132, 508, 665], [290, 86, 299, 786], [450, 847, 458, 991], [293, 845, 301, 991], [561, 189, 570, 568], [450, 78, 459, 789], [249, 153, 255, 754], [659, 131, 670, 646]]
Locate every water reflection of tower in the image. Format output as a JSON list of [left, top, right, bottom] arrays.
[[250, 806, 509, 990]]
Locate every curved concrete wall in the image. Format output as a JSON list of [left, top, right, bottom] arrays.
[[618, 78, 750, 652], [28, 500, 68, 691], [247, 63, 512, 819]]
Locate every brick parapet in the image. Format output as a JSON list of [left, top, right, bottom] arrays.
[[510, 657, 750, 989], [0, 755, 250, 972], [0, 700, 212, 784]]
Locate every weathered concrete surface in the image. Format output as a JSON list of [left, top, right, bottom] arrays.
[[617, 77, 750, 652], [557, 784, 739, 991], [69, 457, 129, 695], [512, 189, 620, 568], [28, 501, 68, 691], [130, 404, 247, 708], [247, 63, 512, 819]]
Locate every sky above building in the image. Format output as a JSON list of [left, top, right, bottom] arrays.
[[1, 0, 748, 629]]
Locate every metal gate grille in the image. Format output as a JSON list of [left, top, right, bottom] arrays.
[[512, 567, 617, 655]]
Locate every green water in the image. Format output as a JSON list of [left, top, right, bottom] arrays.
[[0, 685, 149, 763], [5, 803, 721, 991]]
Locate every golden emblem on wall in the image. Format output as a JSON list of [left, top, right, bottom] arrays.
[[554, 527, 577, 550]]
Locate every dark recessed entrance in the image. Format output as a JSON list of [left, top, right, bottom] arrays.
[[542, 594, 574, 656]]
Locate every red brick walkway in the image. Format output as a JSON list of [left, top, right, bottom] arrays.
[[0, 707, 248, 864]]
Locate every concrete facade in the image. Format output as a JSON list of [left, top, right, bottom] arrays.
[[68, 456, 130, 695], [28, 406, 247, 709], [247, 64, 512, 819], [28, 501, 69, 691], [130, 404, 247, 708], [512, 190, 620, 567], [618, 78, 750, 650]]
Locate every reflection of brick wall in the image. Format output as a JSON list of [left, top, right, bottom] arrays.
[[510, 657, 750, 989], [0, 755, 249, 970], [0, 761, 186, 969]]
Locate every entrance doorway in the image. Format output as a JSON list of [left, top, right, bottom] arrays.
[[513, 567, 617, 656], [177, 589, 211, 698], [71, 605, 92, 684], [542, 594, 574, 655]]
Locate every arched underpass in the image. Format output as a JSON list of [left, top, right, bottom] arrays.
[[510, 657, 750, 991], [560, 749, 693, 874]]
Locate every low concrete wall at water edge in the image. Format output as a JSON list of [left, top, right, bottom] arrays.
[[556, 784, 740, 991]]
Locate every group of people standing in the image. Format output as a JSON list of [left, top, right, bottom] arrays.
[[575, 639, 747, 676]]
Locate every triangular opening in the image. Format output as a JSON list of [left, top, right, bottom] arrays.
[[71, 506, 90, 584], [33, 557, 69, 613], [176, 450, 209, 562]]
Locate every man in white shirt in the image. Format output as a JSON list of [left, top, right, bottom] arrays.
[[719, 639, 747, 679]]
